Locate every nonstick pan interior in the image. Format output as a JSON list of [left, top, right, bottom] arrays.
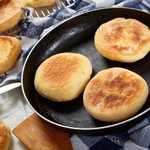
[[22, 8, 150, 134]]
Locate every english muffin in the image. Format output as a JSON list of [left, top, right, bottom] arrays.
[[0, 122, 11, 150], [26, 0, 55, 8], [95, 18, 150, 63], [0, 0, 23, 32], [83, 67, 148, 122], [34, 52, 92, 102], [0, 36, 21, 74], [0, 0, 10, 6]]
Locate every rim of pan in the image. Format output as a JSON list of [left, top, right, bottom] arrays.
[[21, 7, 150, 131]]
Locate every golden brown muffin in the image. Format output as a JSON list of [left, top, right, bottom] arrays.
[[0, 122, 11, 150], [0, 36, 21, 74], [0, 0, 23, 32], [0, 0, 10, 6], [83, 67, 148, 122], [95, 18, 150, 63], [26, 0, 56, 8], [34, 52, 92, 102]]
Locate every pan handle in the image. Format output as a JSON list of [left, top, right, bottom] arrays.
[[0, 82, 21, 95]]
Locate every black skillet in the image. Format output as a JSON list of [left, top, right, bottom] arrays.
[[21, 7, 150, 135]]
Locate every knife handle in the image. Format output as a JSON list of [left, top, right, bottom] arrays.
[[0, 82, 21, 95]]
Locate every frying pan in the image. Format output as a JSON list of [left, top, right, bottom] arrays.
[[21, 7, 150, 135]]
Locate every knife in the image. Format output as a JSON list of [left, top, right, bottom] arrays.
[[0, 82, 22, 95]]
